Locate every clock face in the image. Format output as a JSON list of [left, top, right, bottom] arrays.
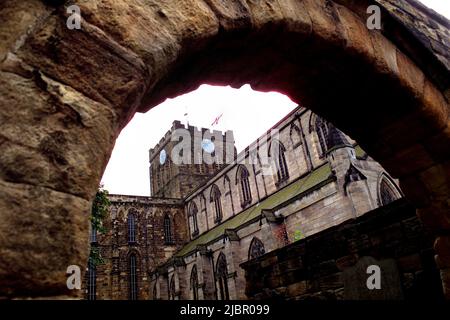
[[201, 139, 215, 153], [159, 149, 167, 165]]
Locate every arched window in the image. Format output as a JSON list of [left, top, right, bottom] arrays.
[[87, 257, 96, 300], [190, 265, 199, 300], [315, 116, 330, 157], [129, 254, 138, 300], [210, 185, 223, 223], [379, 176, 400, 206], [127, 212, 136, 243], [90, 222, 97, 243], [216, 253, 230, 300], [236, 165, 252, 207], [164, 214, 174, 244], [189, 202, 199, 236], [169, 275, 176, 300], [271, 140, 289, 183], [248, 237, 265, 260]]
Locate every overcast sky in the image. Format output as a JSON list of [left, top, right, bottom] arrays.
[[101, 85, 297, 196], [101, 0, 449, 196]]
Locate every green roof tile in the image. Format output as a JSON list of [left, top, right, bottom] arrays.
[[174, 163, 332, 257]]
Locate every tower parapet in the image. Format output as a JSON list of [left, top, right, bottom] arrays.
[[149, 120, 235, 199]]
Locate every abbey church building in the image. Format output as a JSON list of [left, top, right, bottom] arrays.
[[84, 106, 404, 300]]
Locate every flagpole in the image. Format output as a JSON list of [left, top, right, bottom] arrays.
[[184, 105, 189, 126]]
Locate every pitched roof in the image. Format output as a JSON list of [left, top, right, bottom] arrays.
[[174, 163, 333, 257]]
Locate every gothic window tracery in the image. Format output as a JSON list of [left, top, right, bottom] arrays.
[[129, 254, 138, 300], [236, 165, 252, 207], [127, 212, 136, 243], [315, 116, 330, 157], [248, 237, 266, 260], [216, 253, 229, 300], [164, 214, 174, 244], [87, 257, 96, 300]]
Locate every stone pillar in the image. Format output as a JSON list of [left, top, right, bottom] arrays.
[[223, 230, 243, 299], [174, 258, 188, 300], [262, 210, 288, 249], [400, 163, 450, 298], [197, 245, 216, 300]]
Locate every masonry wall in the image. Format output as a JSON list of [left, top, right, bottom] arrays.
[[150, 108, 404, 301], [90, 108, 404, 300], [149, 121, 234, 199], [184, 108, 401, 242], [82, 195, 187, 300], [241, 200, 444, 301], [185, 108, 317, 239]]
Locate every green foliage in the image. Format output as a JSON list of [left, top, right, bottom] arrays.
[[89, 185, 110, 266], [293, 229, 303, 242], [90, 246, 104, 266], [90, 186, 110, 234]]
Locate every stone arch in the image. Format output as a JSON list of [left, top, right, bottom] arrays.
[[248, 237, 266, 260], [122, 207, 139, 221], [0, 0, 448, 298]]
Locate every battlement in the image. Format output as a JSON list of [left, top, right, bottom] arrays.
[[149, 120, 235, 162]]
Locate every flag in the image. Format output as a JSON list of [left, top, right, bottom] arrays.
[[211, 113, 223, 126]]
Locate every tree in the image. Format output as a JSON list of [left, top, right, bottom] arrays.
[[89, 185, 110, 266]]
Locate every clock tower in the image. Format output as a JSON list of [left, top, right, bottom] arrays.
[[149, 120, 236, 198]]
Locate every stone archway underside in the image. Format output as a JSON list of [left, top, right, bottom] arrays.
[[0, 0, 448, 298]]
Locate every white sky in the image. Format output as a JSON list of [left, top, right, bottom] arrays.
[[101, 0, 448, 196], [419, 0, 449, 18]]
